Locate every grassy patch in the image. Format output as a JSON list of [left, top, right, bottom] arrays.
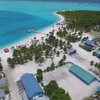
[[3, 86, 9, 94]]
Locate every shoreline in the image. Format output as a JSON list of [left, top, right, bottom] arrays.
[[0, 11, 64, 52]]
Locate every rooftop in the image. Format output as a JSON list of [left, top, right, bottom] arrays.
[[21, 73, 43, 99], [83, 39, 95, 47], [69, 64, 97, 85], [0, 89, 5, 98], [67, 48, 76, 55]]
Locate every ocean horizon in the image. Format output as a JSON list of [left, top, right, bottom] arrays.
[[1, 0, 100, 3], [0, 0, 100, 48]]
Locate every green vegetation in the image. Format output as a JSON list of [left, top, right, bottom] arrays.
[[81, 37, 89, 42], [0, 63, 3, 71], [83, 45, 93, 52], [36, 69, 43, 83], [45, 63, 56, 72], [7, 33, 70, 68], [57, 30, 81, 43], [84, 97, 94, 100], [96, 91, 100, 96], [93, 48, 100, 58], [3, 85, 9, 94], [7, 39, 52, 68], [90, 60, 100, 73], [58, 11, 100, 32], [90, 60, 94, 67], [44, 80, 71, 100], [58, 57, 65, 66]]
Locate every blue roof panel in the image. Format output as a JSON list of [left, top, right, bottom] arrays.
[[21, 73, 43, 98], [83, 40, 95, 46], [69, 64, 96, 84]]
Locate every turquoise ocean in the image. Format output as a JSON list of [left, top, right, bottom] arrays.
[[0, 0, 100, 48]]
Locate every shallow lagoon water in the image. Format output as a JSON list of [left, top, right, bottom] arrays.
[[0, 1, 100, 48]]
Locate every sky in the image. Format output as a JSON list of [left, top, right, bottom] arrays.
[[0, 0, 100, 2]]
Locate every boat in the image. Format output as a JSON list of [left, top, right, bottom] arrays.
[[28, 29, 36, 33]]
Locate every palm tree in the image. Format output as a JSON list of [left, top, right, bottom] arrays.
[[34, 37, 36, 40], [39, 57, 44, 66], [90, 60, 94, 67], [0, 63, 3, 71], [13, 49, 20, 57], [56, 51, 60, 57], [7, 58, 15, 68], [90, 60, 94, 70], [46, 34, 49, 37], [93, 52, 96, 56], [58, 59, 64, 67], [53, 48, 56, 55], [59, 39, 63, 49], [63, 55, 67, 61], [94, 63, 98, 71], [45, 50, 49, 59], [50, 63, 55, 70], [63, 46, 67, 53], [98, 63, 100, 73]]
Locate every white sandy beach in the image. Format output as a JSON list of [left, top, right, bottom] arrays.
[[0, 12, 100, 100]]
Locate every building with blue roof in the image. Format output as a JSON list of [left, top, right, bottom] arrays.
[[79, 39, 96, 51], [69, 64, 97, 85], [83, 39, 95, 47], [21, 73, 43, 100]]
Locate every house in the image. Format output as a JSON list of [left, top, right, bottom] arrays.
[[66, 48, 76, 55], [16, 80, 24, 92], [0, 89, 5, 100], [83, 39, 96, 47], [16, 80, 29, 100], [21, 73, 43, 100], [79, 39, 96, 51], [0, 78, 7, 89]]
